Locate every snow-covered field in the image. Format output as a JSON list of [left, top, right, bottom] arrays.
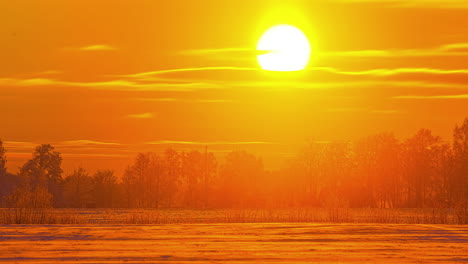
[[0, 223, 466, 263]]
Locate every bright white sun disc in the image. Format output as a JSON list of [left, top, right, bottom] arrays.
[[257, 25, 311, 72]]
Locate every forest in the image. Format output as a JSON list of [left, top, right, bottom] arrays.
[[0, 118, 467, 210]]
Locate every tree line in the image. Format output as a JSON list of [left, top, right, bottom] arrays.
[[0, 119, 467, 209]]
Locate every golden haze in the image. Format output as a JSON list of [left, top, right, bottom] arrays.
[[1, 0, 468, 175]]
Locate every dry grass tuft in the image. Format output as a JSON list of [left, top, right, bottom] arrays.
[[0, 207, 467, 225], [2, 186, 52, 224], [454, 200, 468, 225]]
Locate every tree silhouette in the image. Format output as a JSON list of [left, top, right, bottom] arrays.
[[63, 168, 93, 208], [220, 151, 264, 207], [93, 170, 118, 208], [18, 144, 63, 205], [0, 140, 6, 177], [3, 118, 468, 210], [404, 129, 443, 207], [0, 140, 10, 203], [162, 149, 181, 207], [354, 133, 400, 208], [181, 150, 217, 208], [452, 118, 468, 205], [19, 144, 63, 186], [123, 153, 158, 207]]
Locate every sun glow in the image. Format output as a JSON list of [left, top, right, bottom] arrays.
[[257, 25, 311, 72]]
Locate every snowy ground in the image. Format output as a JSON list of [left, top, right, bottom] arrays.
[[0, 223, 466, 263]]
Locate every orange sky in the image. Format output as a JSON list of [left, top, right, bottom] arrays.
[[2, 0, 468, 175]]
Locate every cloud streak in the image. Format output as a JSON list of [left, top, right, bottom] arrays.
[[121, 66, 257, 78], [334, 0, 468, 8], [3, 140, 125, 157], [3, 64, 468, 94], [0, 78, 220, 91], [79, 44, 117, 51], [127, 113, 154, 119], [138, 98, 233, 103], [181, 48, 258, 55], [323, 43, 468, 58], [311, 67, 468, 76], [180, 48, 270, 61], [60, 140, 123, 146], [145, 140, 274, 146], [394, 94, 468, 99], [3, 141, 38, 150], [325, 108, 400, 114]]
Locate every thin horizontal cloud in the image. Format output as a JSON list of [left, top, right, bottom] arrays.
[[127, 113, 154, 119], [440, 43, 468, 52], [0, 78, 220, 91], [325, 107, 365, 112], [197, 99, 233, 103], [6, 152, 131, 159], [305, 67, 468, 87], [325, 108, 400, 114], [51, 140, 133, 154], [0, 78, 57, 86], [138, 98, 178, 102], [3, 140, 124, 151], [3, 141, 38, 149], [140, 79, 468, 91], [119, 65, 468, 87], [59, 140, 123, 146], [145, 140, 274, 146], [181, 48, 256, 55], [370, 109, 401, 114], [394, 94, 468, 99], [3, 65, 468, 94], [61, 153, 129, 158], [335, 0, 468, 8], [180, 48, 269, 61], [121, 67, 257, 78], [3, 140, 135, 162], [79, 44, 117, 51], [311, 67, 468, 76], [323, 43, 468, 58], [138, 98, 233, 103]]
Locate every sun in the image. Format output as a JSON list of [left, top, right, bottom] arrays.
[[257, 25, 311, 72]]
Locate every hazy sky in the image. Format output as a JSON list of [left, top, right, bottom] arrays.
[[2, 0, 468, 175]]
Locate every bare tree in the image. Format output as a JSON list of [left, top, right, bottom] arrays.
[[123, 152, 168, 208], [181, 150, 217, 208], [403, 129, 444, 207], [93, 170, 118, 208], [162, 149, 181, 207], [63, 168, 93, 208], [0, 140, 9, 203], [452, 118, 468, 205], [0, 139, 6, 177], [220, 151, 264, 207], [355, 133, 401, 208]]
